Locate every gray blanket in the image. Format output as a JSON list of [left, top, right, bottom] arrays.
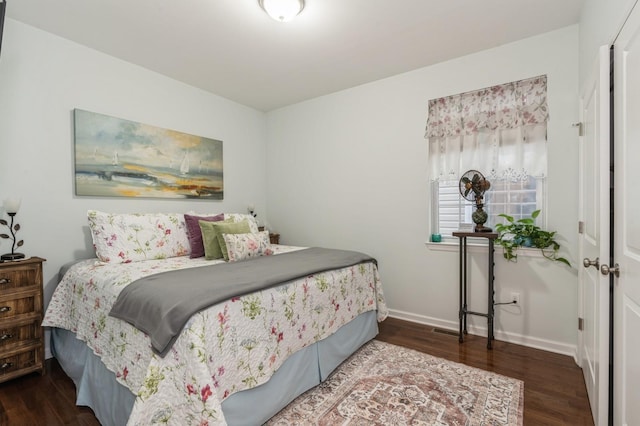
[[109, 247, 376, 357]]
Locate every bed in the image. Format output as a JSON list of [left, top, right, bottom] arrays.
[[42, 211, 388, 425]]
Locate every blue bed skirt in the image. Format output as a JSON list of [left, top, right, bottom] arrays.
[[51, 310, 378, 425]]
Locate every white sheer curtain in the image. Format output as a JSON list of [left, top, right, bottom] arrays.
[[425, 75, 548, 182]]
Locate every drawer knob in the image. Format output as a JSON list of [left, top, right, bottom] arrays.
[[1, 362, 12, 370], [0, 306, 11, 313], [0, 278, 10, 285], [0, 333, 13, 341]]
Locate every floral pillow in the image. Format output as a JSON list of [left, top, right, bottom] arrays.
[[87, 210, 190, 263], [222, 231, 273, 262], [223, 213, 259, 233]]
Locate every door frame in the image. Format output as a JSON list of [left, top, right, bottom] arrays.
[[612, 3, 640, 423]]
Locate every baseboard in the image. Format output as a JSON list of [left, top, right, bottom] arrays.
[[387, 308, 578, 360]]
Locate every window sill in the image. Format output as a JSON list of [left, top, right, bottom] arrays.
[[425, 240, 546, 259]]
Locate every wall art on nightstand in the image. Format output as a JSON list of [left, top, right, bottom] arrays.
[[73, 109, 223, 199]]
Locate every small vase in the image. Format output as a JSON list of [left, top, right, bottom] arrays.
[[472, 205, 490, 232]]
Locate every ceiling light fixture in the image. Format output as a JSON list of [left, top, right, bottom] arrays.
[[258, 0, 305, 23]]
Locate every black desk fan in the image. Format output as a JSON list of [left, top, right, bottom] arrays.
[[459, 170, 492, 232]]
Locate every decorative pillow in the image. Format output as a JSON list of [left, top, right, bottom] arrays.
[[224, 213, 259, 233], [199, 219, 251, 260], [87, 210, 190, 263], [184, 213, 225, 258], [223, 231, 273, 262]]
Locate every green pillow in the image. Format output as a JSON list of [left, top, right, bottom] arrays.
[[199, 219, 251, 260]]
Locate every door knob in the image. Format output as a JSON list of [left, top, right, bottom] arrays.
[[600, 263, 620, 277], [583, 257, 599, 269]]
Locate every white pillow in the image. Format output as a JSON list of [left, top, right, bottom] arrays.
[[222, 231, 273, 262], [87, 210, 190, 263]]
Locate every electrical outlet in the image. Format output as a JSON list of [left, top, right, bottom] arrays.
[[511, 292, 521, 305]]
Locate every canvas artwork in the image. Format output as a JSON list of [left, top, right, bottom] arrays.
[[74, 109, 223, 199]]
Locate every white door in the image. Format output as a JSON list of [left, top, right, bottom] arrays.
[[613, 4, 640, 424], [578, 45, 611, 426]]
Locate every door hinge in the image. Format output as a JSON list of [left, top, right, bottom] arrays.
[[578, 221, 585, 234], [573, 122, 584, 136], [578, 317, 584, 331]]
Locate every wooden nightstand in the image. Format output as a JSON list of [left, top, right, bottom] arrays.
[[268, 233, 280, 244], [0, 257, 46, 383]]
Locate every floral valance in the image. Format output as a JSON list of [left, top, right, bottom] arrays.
[[425, 75, 548, 138]]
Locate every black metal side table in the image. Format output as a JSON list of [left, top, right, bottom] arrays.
[[452, 231, 498, 349]]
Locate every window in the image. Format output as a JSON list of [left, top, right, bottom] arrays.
[[431, 176, 545, 240], [425, 76, 548, 240]]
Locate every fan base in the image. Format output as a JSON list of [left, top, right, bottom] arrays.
[[474, 225, 493, 233]]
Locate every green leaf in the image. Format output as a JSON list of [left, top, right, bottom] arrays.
[[498, 213, 514, 223], [493, 208, 569, 266]]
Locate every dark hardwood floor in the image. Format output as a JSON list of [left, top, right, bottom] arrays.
[[0, 318, 593, 425], [377, 318, 594, 425], [0, 358, 100, 426]]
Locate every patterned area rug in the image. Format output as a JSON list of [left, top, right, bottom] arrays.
[[266, 340, 523, 425]]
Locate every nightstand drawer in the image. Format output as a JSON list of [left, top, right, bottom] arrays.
[[0, 320, 40, 351], [0, 347, 41, 381], [0, 293, 38, 320], [0, 266, 39, 291]]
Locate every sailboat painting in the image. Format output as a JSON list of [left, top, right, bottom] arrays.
[[73, 109, 223, 199]]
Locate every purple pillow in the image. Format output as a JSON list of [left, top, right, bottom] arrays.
[[184, 213, 224, 258]]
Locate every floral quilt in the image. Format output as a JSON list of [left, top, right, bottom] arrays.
[[43, 245, 388, 425]]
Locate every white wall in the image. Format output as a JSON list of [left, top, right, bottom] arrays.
[[0, 19, 268, 306], [579, 0, 638, 88], [0, 18, 583, 358], [266, 26, 580, 355]]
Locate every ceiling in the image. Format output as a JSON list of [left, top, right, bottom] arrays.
[[7, 0, 584, 111]]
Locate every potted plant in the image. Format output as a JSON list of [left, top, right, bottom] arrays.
[[494, 210, 570, 266]]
